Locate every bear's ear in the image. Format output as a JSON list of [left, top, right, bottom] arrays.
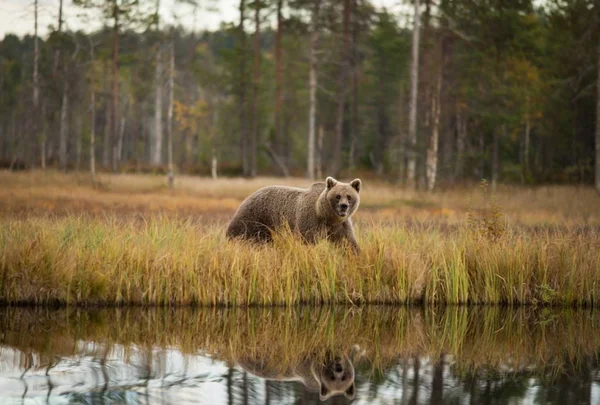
[[319, 383, 330, 401], [326, 176, 338, 190], [350, 178, 361, 193], [344, 382, 356, 400]]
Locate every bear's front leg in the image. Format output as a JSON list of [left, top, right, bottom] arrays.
[[330, 221, 360, 255]]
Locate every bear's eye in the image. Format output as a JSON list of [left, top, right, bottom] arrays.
[[347, 195, 352, 201], [336, 195, 341, 200]]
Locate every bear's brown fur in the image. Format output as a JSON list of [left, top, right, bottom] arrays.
[[237, 347, 364, 401], [226, 176, 361, 253]]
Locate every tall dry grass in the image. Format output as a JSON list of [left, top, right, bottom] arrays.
[[1, 215, 598, 306], [2, 170, 599, 226]]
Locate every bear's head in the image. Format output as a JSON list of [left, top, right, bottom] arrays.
[[312, 353, 356, 401], [325, 177, 361, 220]]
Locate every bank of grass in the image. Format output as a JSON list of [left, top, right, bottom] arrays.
[[1, 215, 598, 306]]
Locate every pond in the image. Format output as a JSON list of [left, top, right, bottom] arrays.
[[1, 306, 599, 404]]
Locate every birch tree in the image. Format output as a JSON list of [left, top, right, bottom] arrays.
[[167, 40, 175, 188], [407, 0, 421, 186], [332, 0, 351, 177], [151, 0, 163, 166], [307, 0, 321, 180], [250, 0, 261, 177], [274, 0, 285, 172]]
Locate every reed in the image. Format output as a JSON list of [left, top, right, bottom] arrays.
[[1, 216, 598, 306]]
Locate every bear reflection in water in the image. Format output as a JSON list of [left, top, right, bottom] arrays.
[[237, 345, 365, 401]]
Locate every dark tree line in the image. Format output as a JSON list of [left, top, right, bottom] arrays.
[[0, 0, 599, 190]]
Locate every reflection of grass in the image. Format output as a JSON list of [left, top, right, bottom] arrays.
[[1, 217, 599, 306], [1, 306, 599, 376]]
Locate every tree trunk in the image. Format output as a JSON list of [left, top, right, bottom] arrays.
[[103, 106, 111, 167], [274, 0, 284, 172], [454, 102, 466, 180], [90, 85, 96, 182], [426, 55, 442, 192], [59, 81, 69, 171], [349, 0, 358, 169], [76, 116, 82, 170], [112, 4, 120, 173], [52, 0, 63, 78], [211, 146, 218, 179], [307, 0, 320, 180], [407, 0, 421, 187], [239, 0, 249, 176], [90, 40, 96, 182], [317, 124, 324, 179], [250, 2, 261, 178], [491, 126, 502, 192], [116, 116, 125, 169], [523, 108, 531, 182], [595, 40, 600, 194], [396, 83, 406, 182], [167, 40, 175, 188], [331, 0, 351, 177], [33, 0, 40, 168], [429, 355, 444, 405], [58, 0, 63, 32], [152, 46, 163, 166], [41, 102, 46, 169], [409, 357, 420, 405]]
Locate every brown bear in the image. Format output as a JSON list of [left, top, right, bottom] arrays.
[[236, 347, 364, 401], [226, 176, 361, 253]]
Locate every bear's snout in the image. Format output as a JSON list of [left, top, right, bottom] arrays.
[[340, 203, 349, 211]]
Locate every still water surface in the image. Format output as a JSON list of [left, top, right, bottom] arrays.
[[1, 306, 599, 404]]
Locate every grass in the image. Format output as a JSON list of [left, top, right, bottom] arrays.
[[1, 215, 598, 306], [2, 170, 600, 226], [2, 306, 600, 376], [0, 170, 599, 307]]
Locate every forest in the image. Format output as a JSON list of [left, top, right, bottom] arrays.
[[0, 0, 599, 191]]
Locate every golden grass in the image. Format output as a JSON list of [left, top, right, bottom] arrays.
[[2, 170, 599, 226], [1, 171, 599, 307], [2, 306, 599, 376], [1, 215, 598, 306]]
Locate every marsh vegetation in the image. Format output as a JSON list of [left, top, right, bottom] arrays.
[[1, 172, 599, 307]]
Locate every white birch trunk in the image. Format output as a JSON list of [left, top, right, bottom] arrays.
[[211, 147, 218, 179], [152, 46, 163, 166], [167, 40, 175, 188], [59, 81, 68, 171], [307, 0, 320, 180], [407, 0, 421, 186], [426, 67, 442, 192]]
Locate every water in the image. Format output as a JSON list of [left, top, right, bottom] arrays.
[[1, 306, 599, 404]]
